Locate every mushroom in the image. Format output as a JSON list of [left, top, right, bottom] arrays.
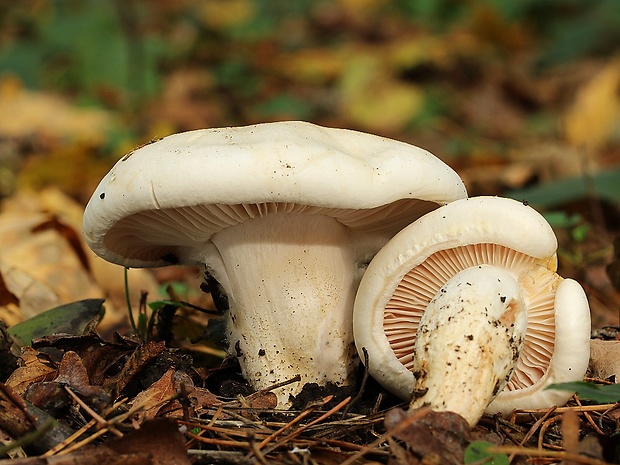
[[353, 196, 591, 423], [82, 121, 467, 406]]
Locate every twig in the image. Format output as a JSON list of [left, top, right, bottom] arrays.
[[56, 426, 109, 455], [512, 405, 556, 461], [573, 395, 605, 435], [0, 418, 55, 457], [254, 398, 325, 450], [538, 415, 561, 449], [64, 386, 123, 437], [248, 433, 270, 465], [489, 446, 614, 465], [42, 418, 97, 457], [516, 403, 618, 414], [187, 449, 254, 464], [342, 347, 370, 417], [339, 407, 432, 465], [185, 432, 250, 448], [262, 396, 352, 455]]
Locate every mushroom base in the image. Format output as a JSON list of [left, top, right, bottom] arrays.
[[206, 213, 362, 407]]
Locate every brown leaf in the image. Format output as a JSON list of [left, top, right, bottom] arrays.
[[0, 271, 19, 307], [189, 386, 223, 411], [561, 409, 580, 464], [385, 407, 471, 465], [0, 448, 153, 465], [23, 351, 109, 414], [54, 351, 110, 406], [31, 217, 91, 273], [130, 368, 181, 420], [589, 339, 620, 381], [6, 347, 57, 396], [105, 418, 191, 465], [103, 341, 167, 398], [0, 382, 35, 438], [245, 389, 278, 409]]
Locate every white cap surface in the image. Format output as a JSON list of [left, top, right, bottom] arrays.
[[83, 121, 467, 268]]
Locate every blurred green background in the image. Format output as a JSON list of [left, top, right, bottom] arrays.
[[1, 0, 619, 193], [1, 0, 620, 325]]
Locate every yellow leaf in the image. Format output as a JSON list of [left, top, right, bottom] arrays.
[[276, 48, 345, 84], [339, 55, 423, 132], [564, 58, 620, 150], [198, 0, 255, 30], [0, 76, 113, 144], [0, 189, 160, 332]]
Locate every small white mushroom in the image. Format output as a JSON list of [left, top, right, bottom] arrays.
[[82, 121, 467, 406], [353, 196, 591, 421]]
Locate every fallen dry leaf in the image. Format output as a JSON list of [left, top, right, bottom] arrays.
[[561, 409, 580, 463], [105, 418, 191, 465], [589, 339, 620, 381], [384, 407, 471, 465], [564, 57, 620, 151], [0, 76, 114, 145], [129, 368, 189, 420], [6, 347, 57, 396], [103, 340, 167, 398], [0, 189, 161, 332]]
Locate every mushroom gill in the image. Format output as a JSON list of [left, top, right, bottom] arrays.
[[382, 242, 558, 391]]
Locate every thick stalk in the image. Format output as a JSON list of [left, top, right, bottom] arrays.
[[410, 265, 528, 426], [207, 213, 360, 406]]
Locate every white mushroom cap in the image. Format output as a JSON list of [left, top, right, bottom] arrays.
[[83, 121, 466, 268], [83, 121, 467, 406], [353, 196, 591, 416], [486, 278, 590, 414]]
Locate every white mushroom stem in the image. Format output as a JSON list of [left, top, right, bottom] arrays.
[[203, 213, 363, 407], [410, 265, 528, 426]]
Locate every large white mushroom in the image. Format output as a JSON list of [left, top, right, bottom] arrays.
[[353, 196, 591, 424], [82, 121, 467, 406]]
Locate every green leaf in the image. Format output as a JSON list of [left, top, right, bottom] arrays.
[[7, 299, 104, 347], [543, 211, 583, 229], [507, 167, 620, 208], [148, 300, 184, 312], [464, 441, 509, 465], [547, 381, 620, 403]]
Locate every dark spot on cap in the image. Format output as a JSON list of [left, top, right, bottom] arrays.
[[99, 192, 105, 199]]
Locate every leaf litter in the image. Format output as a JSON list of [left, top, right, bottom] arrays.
[[0, 312, 619, 464]]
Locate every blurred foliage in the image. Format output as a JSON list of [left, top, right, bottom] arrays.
[[548, 380, 620, 404], [0, 0, 166, 104], [1, 0, 619, 130], [0, 0, 619, 325]]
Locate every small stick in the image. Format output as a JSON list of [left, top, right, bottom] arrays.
[[342, 347, 370, 417], [489, 446, 614, 465], [42, 418, 97, 457], [64, 386, 123, 437]]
